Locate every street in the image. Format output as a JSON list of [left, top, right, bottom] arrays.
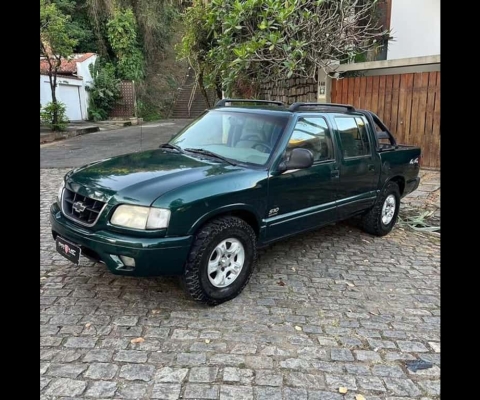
[[40, 122, 440, 399]]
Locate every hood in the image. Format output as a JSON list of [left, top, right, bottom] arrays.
[[65, 149, 245, 205]]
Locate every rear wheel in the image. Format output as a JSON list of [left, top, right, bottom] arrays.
[[182, 216, 257, 305], [361, 181, 400, 236]]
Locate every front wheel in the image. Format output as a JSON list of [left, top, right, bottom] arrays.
[[182, 216, 257, 305], [361, 181, 400, 236]]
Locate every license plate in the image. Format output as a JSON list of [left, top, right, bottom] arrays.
[[56, 236, 81, 264]]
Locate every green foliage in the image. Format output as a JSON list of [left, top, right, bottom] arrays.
[[87, 58, 121, 121], [179, 0, 382, 97], [52, 0, 97, 52], [40, 0, 78, 60], [106, 7, 145, 81], [41, 102, 69, 131]]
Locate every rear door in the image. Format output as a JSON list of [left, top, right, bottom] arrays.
[[331, 115, 378, 219]]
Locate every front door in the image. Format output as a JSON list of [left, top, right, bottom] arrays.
[[332, 115, 378, 219], [266, 115, 338, 241]]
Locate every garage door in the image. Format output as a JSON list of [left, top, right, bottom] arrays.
[[58, 84, 82, 121]]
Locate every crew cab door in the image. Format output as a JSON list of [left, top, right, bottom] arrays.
[[265, 115, 338, 241], [331, 114, 379, 219]]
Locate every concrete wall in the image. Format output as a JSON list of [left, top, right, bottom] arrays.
[[388, 0, 440, 60]]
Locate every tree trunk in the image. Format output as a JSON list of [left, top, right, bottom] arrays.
[[214, 74, 222, 100], [197, 68, 211, 108]]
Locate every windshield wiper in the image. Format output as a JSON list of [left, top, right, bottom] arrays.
[[158, 143, 184, 153], [184, 148, 237, 166]]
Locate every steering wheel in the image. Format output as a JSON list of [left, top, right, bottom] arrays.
[[252, 142, 272, 153]]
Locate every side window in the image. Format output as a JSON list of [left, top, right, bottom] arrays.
[[335, 117, 371, 158], [286, 117, 334, 162]]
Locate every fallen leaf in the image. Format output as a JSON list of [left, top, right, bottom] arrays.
[[151, 310, 161, 314], [338, 387, 348, 394], [291, 267, 296, 272], [85, 323, 92, 328], [40, 277, 47, 280], [355, 395, 366, 400], [277, 280, 286, 286], [294, 326, 302, 331], [346, 281, 355, 287], [369, 311, 378, 316], [130, 337, 145, 344], [205, 339, 211, 344]]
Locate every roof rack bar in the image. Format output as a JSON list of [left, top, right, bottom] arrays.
[[215, 98, 285, 107], [288, 102, 356, 112]]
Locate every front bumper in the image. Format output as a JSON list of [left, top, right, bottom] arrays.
[[50, 203, 192, 276]]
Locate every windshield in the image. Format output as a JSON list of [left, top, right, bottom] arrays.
[[170, 110, 289, 166]]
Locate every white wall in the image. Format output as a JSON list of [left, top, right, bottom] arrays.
[[388, 0, 440, 60], [76, 54, 97, 115], [40, 75, 87, 121], [39, 54, 98, 121]]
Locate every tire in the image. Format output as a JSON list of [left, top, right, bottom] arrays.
[[361, 181, 400, 236], [182, 216, 257, 305]]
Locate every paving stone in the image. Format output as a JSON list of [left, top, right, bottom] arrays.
[[46, 363, 87, 378], [383, 377, 422, 397], [255, 370, 283, 386], [177, 352, 207, 366], [223, 367, 254, 385], [184, 383, 219, 399], [254, 386, 282, 400], [85, 381, 118, 397], [44, 378, 87, 396], [220, 385, 254, 400], [155, 367, 189, 383], [396, 340, 429, 352], [116, 382, 148, 398], [285, 372, 325, 389], [283, 387, 308, 399], [85, 363, 118, 380], [372, 364, 406, 378], [114, 350, 148, 363], [354, 350, 382, 362], [189, 367, 219, 382], [151, 383, 182, 399], [331, 348, 354, 361], [119, 364, 155, 381], [325, 374, 357, 390], [357, 376, 386, 392]]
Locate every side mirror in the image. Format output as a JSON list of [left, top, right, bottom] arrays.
[[278, 148, 314, 172]]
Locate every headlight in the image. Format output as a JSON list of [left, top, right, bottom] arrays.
[[57, 181, 65, 204], [110, 205, 171, 230]]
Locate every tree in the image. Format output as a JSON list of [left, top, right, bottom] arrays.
[[40, 0, 78, 129], [180, 0, 386, 97]]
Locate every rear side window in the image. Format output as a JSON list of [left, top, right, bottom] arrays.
[[335, 117, 371, 158]]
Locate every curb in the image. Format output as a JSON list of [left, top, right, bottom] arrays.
[[40, 126, 99, 144]]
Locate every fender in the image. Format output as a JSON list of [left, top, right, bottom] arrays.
[[187, 203, 264, 236]]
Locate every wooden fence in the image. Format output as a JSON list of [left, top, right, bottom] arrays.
[[331, 72, 440, 169]]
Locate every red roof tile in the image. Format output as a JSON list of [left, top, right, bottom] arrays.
[[40, 53, 95, 75]]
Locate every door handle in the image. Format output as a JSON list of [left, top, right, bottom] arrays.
[[368, 164, 375, 171], [331, 170, 340, 179]]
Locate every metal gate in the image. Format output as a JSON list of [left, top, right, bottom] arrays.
[[109, 81, 136, 118], [331, 72, 440, 169]]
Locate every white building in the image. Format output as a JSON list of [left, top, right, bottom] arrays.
[[40, 53, 97, 121], [387, 0, 440, 60]]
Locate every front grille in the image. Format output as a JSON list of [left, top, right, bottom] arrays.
[[62, 188, 106, 226]]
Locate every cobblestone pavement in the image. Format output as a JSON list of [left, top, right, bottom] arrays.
[[40, 131, 440, 399]]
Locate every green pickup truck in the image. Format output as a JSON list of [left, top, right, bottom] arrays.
[[50, 100, 421, 305]]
